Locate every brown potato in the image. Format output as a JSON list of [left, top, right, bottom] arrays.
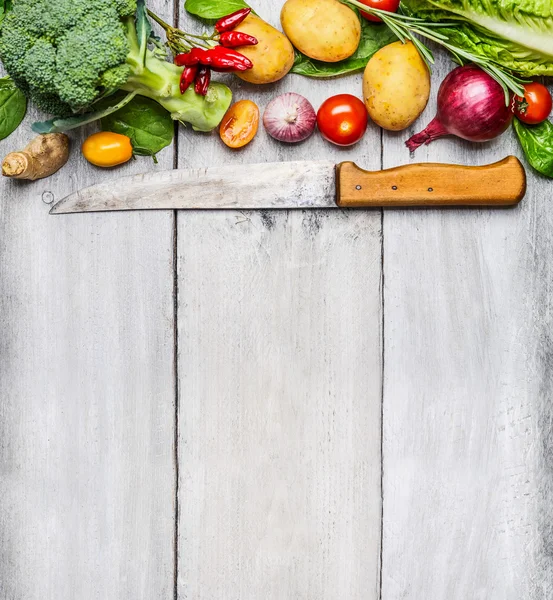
[[280, 0, 360, 63], [234, 15, 295, 85], [363, 41, 430, 131]]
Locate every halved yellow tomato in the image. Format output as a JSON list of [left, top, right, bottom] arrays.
[[219, 100, 259, 149]]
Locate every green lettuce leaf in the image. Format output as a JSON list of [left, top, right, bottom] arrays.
[[402, 0, 553, 76]]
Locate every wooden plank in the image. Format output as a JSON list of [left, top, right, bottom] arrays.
[[0, 2, 176, 598], [381, 55, 553, 598], [176, 3, 383, 598]]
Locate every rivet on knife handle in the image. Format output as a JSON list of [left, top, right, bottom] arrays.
[[336, 156, 526, 208]]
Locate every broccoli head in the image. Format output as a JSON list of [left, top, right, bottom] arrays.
[[1, 0, 136, 115], [0, 0, 232, 131]]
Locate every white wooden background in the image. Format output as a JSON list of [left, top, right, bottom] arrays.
[[1, 0, 552, 598]]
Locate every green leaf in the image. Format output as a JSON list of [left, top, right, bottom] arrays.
[[101, 95, 174, 159], [135, 0, 152, 66], [402, 0, 553, 77], [0, 76, 27, 141], [292, 18, 396, 77], [184, 0, 250, 20], [32, 92, 136, 134], [0, 0, 13, 26], [514, 118, 553, 179]]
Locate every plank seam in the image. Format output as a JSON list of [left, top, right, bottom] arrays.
[[172, 3, 181, 600], [379, 126, 385, 600], [172, 214, 180, 600]]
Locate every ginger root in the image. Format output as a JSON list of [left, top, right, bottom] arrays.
[[2, 133, 70, 181]]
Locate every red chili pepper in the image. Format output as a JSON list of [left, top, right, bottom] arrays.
[[175, 48, 208, 67], [176, 46, 252, 71], [214, 7, 251, 33], [194, 66, 211, 96], [180, 65, 197, 94], [218, 31, 258, 48], [202, 47, 253, 71], [209, 66, 235, 72], [175, 52, 192, 66]]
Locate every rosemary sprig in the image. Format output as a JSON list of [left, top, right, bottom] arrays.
[[345, 1, 527, 102]]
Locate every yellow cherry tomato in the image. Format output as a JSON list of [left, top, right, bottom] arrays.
[[82, 132, 133, 167]]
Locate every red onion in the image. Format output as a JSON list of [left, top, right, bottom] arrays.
[[263, 93, 316, 143], [406, 65, 513, 152]]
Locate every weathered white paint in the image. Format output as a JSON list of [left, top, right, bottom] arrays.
[[1, 1, 552, 598], [175, 2, 383, 598], [0, 2, 176, 598], [381, 54, 553, 599], [176, 208, 383, 600]]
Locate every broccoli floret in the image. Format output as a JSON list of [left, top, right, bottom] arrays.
[[115, 0, 140, 18], [54, 19, 131, 109], [0, 0, 232, 131], [1, 0, 133, 113]]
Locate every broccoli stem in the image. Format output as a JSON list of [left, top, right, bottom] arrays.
[[123, 50, 181, 99], [120, 17, 232, 132], [120, 49, 231, 132]]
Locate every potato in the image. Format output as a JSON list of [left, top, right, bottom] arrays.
[[363, 41, 430, 131], [235, 15, 295, 84], [281, 0, 360, 63]]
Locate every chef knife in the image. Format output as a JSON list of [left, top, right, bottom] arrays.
[[50, 156, 526, 214]]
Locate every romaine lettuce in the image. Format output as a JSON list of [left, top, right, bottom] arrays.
[[402, 0, 553, 76]]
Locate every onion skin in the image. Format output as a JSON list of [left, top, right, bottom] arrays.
[[263, 93, 316, 143], [406, 65, 513, 152]]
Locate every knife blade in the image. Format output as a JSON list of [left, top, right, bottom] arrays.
[[50, 156, 526, 215]]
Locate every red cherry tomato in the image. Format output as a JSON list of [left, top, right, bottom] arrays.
[[317, 94, 368, 147], [357, 0, 401, 22], [512, 82, 552, 125]]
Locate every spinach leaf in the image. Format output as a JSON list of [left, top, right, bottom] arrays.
[[514, 118, 553, 179], [33, 92, 136, 134], [101, 95, 173, 160], [185, 0, 250, 20], [292, 0, 396, 78], [292, 19, 395, 77], [0, 76, 26, 140]]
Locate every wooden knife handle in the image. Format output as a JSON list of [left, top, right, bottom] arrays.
[[336, 156, 526, 208]]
